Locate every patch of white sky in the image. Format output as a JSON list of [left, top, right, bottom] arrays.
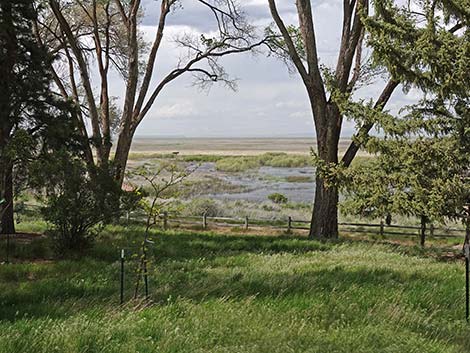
[[102, 0, 422, 138]]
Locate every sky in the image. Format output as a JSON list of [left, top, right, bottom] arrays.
[[109, 0, 416, 138]]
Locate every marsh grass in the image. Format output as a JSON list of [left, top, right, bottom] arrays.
[[215, 153, 313, 172], [0, 225, 469, 352]]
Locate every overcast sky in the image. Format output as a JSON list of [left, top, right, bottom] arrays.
[[112, 0, 415, 138]]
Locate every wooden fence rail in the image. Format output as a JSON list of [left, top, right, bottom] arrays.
[[18, 204, 468, 245], [143, 212, 468, 244]]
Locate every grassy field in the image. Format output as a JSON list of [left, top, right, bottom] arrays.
[[0, 224, 469, 353]]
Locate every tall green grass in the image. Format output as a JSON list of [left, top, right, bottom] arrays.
[[0, 227, 469, 352]]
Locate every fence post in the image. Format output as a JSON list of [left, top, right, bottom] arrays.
[[245, 216, 249, 230], [420, 215, 427, 247], [143, 257, 149, 299], [163, 211, 168, 231], [120, 249, 125, 305], [464, 217, 470, 322], [287, 216, 292, 234], [429, 223, 434, 238], [203, 212, 207, 229], [380, 220, 384, 237]]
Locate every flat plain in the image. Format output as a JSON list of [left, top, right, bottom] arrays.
[[129, 137, 357, 156]]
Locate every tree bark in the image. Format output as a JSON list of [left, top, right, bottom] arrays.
[[0, 1, 16, 235], [113, 123, 135, 185], [0, 161, 15, 235], [309, 104, 341, 239]]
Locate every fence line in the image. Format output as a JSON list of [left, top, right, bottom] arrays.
[[137, 212, 468, 243], [18, 203, 468, 243]]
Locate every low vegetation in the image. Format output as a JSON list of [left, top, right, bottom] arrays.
[[0, 225, 468, 353], [268, 193, 289, 204], [215, 153, 313, 172], [285, 175, 313, 183]]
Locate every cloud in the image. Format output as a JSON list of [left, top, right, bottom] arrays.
[[125, 0, 414, 138]]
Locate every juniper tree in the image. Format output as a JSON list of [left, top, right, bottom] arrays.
[[340, 0, 470, 230], [267, 0, 470, 238], [0, 0, 75, 234]]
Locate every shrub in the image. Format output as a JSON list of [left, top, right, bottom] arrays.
[[268, 193, 288, 204], [285, 175, 313, 183], [183, 198, 221, 217], [42, 160, 125, 253]]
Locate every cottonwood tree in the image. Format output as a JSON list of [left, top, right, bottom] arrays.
[[266, 0, 469, 239], [0, 0, 75, 234], [266, 0, 398, 238], [35, 0, 271, 184]]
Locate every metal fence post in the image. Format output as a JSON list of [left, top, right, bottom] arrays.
[[380, 220, 384, 237], [245, 216, 249, 230], [287, 216, 292, 234], [120, 249, 125, 304], [465, 234, 470, 322], [203, 212, 207, 229]]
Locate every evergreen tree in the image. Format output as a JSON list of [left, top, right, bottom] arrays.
[[340, 1, 470, 228], [0, 0, 74, 234]]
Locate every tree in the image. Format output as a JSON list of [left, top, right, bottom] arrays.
[[266, 0, 399, 238], [35, 0, 271, 185], [341, 136, 470, 229], [266, 0, 470, 239], [0, 0, 74, 234], [340, 0, 470, 239]]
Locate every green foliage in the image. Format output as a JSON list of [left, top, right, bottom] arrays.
[[367, 1, 470, 97], [215, 153, 312, 172], [182, 198, 221, 217], [341, 110, 470, 223], [335, 1, 470, 224], [41, 159, 127, 252], [268, 193, 288, 204], [0, 0, 77, 233]]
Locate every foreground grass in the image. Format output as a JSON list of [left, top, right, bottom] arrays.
[[0, 226, 469, 352]]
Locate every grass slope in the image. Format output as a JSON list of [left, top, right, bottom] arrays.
[[0, 227, 469, 352]]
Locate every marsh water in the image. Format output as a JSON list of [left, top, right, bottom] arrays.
[[193, 162, 315, 203]]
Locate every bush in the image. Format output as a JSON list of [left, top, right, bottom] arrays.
[[183, 198, 221, 217], [42, 160, 124, 253], [268, 193, 288, 204]]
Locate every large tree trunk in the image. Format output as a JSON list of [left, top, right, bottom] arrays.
[[0, 161, 15, 235], [310, 176, 339, 239], [0, 1, 15, 234], [309, 105, 341, 239]]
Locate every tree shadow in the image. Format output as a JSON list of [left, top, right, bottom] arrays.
[[92, 230, 334, 263]]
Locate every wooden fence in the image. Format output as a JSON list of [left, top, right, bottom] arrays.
[[19, 203, 468, 245], [143, 212, 468, 245]]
